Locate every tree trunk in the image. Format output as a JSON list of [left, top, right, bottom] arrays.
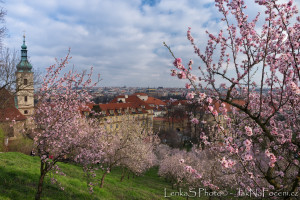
[[120, 168, 127, 182], [35, 162, 47, 200], [100, 171, 107, 188]]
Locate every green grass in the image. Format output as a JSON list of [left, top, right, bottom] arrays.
[[0, 152, 209, 200]]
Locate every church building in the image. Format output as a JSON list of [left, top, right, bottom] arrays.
[[15, 35, 34, 117]]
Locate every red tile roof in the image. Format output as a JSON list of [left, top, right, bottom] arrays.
[[145, 97, 166, 106], [110, 95, 153, 110], [111, 94, 167, 110], [83, 102, 150, 117], [0, 88, 26, 122]]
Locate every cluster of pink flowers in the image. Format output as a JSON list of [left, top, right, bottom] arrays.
[[265, 149, 277, 168], [172, 57, 188, 79], [245, 126, 253, 136], [220, 157, 236, 168], [173, 58, 184, 69], [184, 165, 202, 179], [243, 139, 252, 151], [212, 110, 218, 116], [207, 97, 213, 104], [185, 165, 196, 173], [199, 93, 206, 101], [185, 83, 191, 89], [191, 118, 199, 125], [177, 71, 187, 79], [208, 105, 214, 112], [243, 154, 253, 161], [289, 82, 300, 95], [219, 103, 228, 115], [186, 92, 195, 100]]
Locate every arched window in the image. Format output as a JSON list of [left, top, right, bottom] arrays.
[[24, 96, 28, 102], [24, 79, 28, 85]]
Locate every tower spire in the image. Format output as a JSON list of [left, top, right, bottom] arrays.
[[16, 34, 32, 72]]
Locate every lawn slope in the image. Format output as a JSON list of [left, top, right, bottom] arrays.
[[0, 152, 200, 200]]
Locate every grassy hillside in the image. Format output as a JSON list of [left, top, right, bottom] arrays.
[[0, 152, 206, 200]]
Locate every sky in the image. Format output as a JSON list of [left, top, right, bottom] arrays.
[[2, 0, 299, 88]]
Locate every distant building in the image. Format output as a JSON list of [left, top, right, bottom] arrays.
[[111, 93, 167, 117], [82, 101, 154, 132], [146, 88, 156, 95]]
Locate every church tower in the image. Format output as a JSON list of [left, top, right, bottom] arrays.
[[15, 35, 34, 117]]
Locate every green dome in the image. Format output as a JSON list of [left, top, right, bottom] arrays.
[[21, 43, 27, 49], [16, 60, 32, 72]]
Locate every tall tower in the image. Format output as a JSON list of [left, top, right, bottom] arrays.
[[15, 35, 34, 117]]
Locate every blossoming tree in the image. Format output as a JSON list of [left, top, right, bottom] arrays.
[[165, 0, 299, 197], [33, 52, 102, 200], [97, 116, 158, 188]]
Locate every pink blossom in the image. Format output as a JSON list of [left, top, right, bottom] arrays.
[[173, 58, 182, 68], [207, 97, 213, 104], [199, 93, 206, 100], [245, 126, 253, 136], [185, 83, 191, 89], [208, 106, 214, 112], [195, 173, 202, 179], [221, 157, 236, 168], [177, 71, 187, 79], [191, 118, 199, 124], [185, 165, 193, 173], [244, 154, 253, 161], [212, 110, 218, 116], [186, 92, 195, 100], [170, 69, 177, 76]]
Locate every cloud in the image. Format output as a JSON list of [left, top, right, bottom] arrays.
[[2, 0, 298, 87]]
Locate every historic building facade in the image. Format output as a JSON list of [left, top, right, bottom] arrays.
[[15, 35, 34, 118]]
